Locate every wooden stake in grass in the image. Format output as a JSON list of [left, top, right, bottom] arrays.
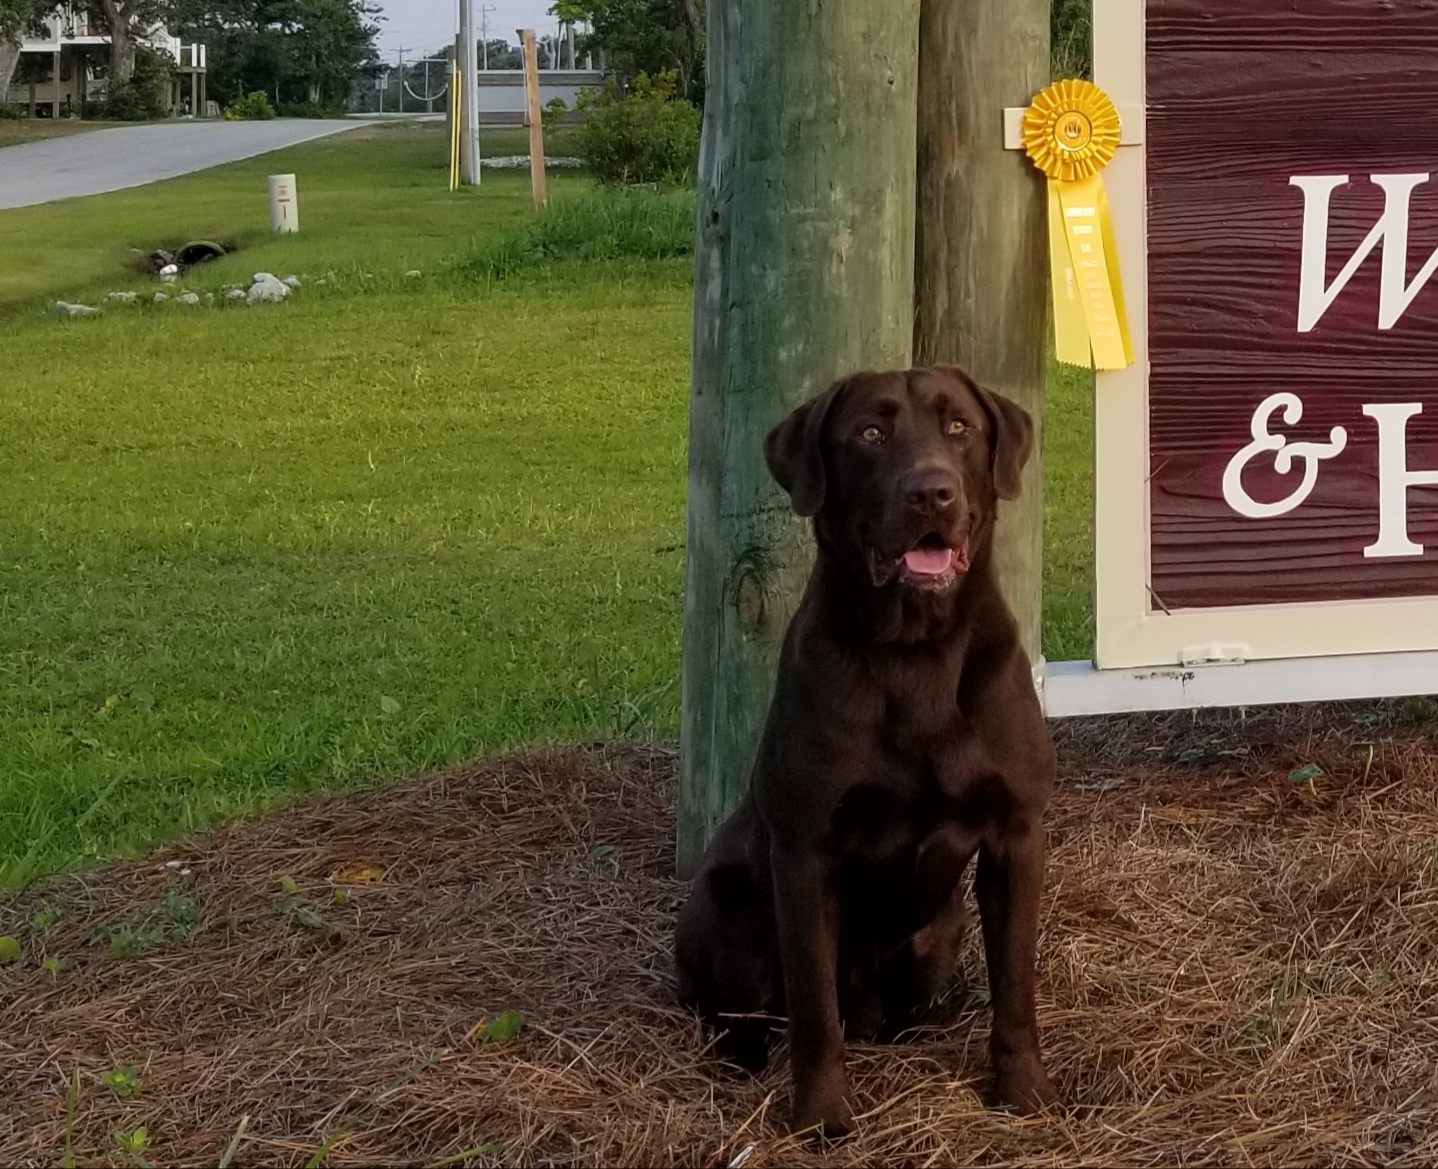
[[519, 29, 547, 209], [678, 0, 921, 874]]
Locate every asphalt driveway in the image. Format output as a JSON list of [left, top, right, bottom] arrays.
[[0, 119, 363, 211]]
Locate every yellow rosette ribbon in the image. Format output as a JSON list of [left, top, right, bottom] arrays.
[[1022, 79, 1134, 370]]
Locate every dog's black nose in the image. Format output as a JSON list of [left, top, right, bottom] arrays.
[[903, 469, 958, 512]]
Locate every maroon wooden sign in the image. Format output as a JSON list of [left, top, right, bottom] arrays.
[[1147, 0, 1438, 608]]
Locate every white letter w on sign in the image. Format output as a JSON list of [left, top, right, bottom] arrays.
[[1291, 174, 1438, 331]]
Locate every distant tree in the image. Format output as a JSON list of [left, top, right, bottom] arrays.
[[480, 37, 519, 69], [0, 0, 44, 96], [92, 43, 175, 117], [170, 0, 379, 114], [93, 0, 171, 85], [0, 0, 37, 34], [286, 0, 377, 106], [551, 0, 702, 104]]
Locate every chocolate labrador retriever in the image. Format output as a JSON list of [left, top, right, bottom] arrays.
[[675, 365, 1056, 1136]]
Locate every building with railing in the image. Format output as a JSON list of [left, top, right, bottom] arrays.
[[5, 3, 181, 116]]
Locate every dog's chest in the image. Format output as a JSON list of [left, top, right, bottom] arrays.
[[829, 775, 980, 938], [830, 713, 990, 839]]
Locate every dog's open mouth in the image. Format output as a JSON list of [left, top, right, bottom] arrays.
[[869, 533, 970, 588]]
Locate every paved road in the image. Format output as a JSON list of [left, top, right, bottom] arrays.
[[0, 120, 363, 211]]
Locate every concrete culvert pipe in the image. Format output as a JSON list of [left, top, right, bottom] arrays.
[[175, 241, 228, 267]]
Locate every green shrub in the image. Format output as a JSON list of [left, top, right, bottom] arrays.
[[90, 48, 174, 121], [224, 91, 277, 121], [279, 99, 332, 119], [463, 187, 695, 279], [574, 71, 699, 187]]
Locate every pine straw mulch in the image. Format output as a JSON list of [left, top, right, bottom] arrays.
[[6, 704, 1438, 1167]]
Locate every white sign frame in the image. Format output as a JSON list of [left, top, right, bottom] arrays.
[[1089, 0, 1438, 674]]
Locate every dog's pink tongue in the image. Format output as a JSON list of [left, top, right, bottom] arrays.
[[903, 547, 953, 575]]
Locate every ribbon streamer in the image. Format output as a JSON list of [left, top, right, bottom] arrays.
[[1022, 80, 1134, 370]]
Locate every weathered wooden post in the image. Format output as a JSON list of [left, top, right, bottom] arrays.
[[677, 0, 922, 874], [519, 29, 547, 208], [913, 0, 1051, 661]]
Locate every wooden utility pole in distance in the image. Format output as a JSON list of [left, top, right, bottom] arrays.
[[913, 0, 1050, 661], [456, 0, 480, 184], [519, 29, 547, 208], [677, 0, 921, 875]]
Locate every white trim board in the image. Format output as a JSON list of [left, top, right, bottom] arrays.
[[1037, 653, 1438, 718]]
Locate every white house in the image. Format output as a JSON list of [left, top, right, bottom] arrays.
[[4, 3, 181, 116]]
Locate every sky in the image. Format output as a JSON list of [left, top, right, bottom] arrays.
[[372, 0, 561, 61]]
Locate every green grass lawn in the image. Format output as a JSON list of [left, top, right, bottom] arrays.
[[0, 116, 107, 148], [0, 123, 574, 310], [0, 120, 1092, 884]]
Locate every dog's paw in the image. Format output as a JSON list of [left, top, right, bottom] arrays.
[[791, 1070, 856, 1139], [994, 1056, 1057, 1114]]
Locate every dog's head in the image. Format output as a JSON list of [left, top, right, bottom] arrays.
[[764, 366, 1032, 593]]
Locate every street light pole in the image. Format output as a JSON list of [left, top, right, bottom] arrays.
[[480, 5, 495, 69]]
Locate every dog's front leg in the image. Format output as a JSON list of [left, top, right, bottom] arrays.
[[771, 844, 853, 1136], [976, 821, 1056, 1113]]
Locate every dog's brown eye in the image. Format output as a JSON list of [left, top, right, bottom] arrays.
[[947, 420, 968, 437], [860, 425, 884, 444]]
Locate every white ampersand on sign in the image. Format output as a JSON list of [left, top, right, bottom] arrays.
[[1221, 393, 1348, 519]]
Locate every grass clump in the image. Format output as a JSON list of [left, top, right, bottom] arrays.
[[463, 187, 695, 279]]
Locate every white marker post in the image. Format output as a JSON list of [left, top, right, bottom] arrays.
[[268, 174, 299, 233]]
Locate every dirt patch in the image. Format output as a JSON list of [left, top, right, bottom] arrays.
[[4, 706, 1438, 1167]]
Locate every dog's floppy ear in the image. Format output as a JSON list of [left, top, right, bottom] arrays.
[[934, 366, 1034, 502], [763, 376, 853, 517]]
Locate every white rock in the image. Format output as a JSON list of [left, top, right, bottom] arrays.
[[204, 292, 214, 301], [247, 276, 290, 303], [104, 291, 137, 304], [225, 288, 246, 300], [314, 278, 327, 286], [480, 154, 583, 170], [176, 291, 200, 305], [282, 275, 301, 288], [51, 300, 99, 317], [152, 292, 169, 303], [405, 269, 422, 278]]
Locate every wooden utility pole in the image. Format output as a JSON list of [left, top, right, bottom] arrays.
[[457, 0, 480, 185], [519, 29, 547, 207], [678, 0, 921, 875], [913, 0, 1050, 661]]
